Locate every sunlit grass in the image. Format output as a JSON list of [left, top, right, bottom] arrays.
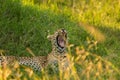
[[0, 41, 120, 80], [80, 23, 106, 43]]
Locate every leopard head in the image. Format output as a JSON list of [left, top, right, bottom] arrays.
[[47, 29, 67, 55]]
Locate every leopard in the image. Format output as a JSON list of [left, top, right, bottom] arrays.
[[0, 29, 69, 72]]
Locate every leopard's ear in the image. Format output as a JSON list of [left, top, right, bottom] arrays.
[[47, 30, 52, 40], [47, 35, 53, 40]]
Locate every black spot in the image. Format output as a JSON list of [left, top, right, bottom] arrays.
[[63, 56, 66, 58]]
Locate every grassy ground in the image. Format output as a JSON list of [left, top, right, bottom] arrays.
[[0, 0, 100, 56], [0, 0, 120, 79]]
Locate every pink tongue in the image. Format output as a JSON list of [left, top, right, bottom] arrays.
[[60, 41, 65, 47], [59, 40, 65, 47]]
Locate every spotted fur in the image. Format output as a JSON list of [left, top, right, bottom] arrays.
[[0, 29, 68, 71]]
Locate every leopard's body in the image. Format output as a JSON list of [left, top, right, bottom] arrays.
[[0, 29, 69, 71]]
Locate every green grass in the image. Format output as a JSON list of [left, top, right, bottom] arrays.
[[0, 0, 92, 56], [0, 0, 120, 79]]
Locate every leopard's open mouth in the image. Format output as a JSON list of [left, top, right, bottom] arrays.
[[57, 29, 67, 48], [57, 36, 65, 48]]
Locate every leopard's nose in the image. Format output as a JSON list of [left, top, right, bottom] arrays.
[[61, 28, 67, 38], [61, 28, 66, 33]]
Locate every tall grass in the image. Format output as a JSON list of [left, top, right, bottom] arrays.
[[0, 42, 120, 80]]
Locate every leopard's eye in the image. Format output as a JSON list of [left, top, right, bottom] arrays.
[[65, 34, 67, 38]]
